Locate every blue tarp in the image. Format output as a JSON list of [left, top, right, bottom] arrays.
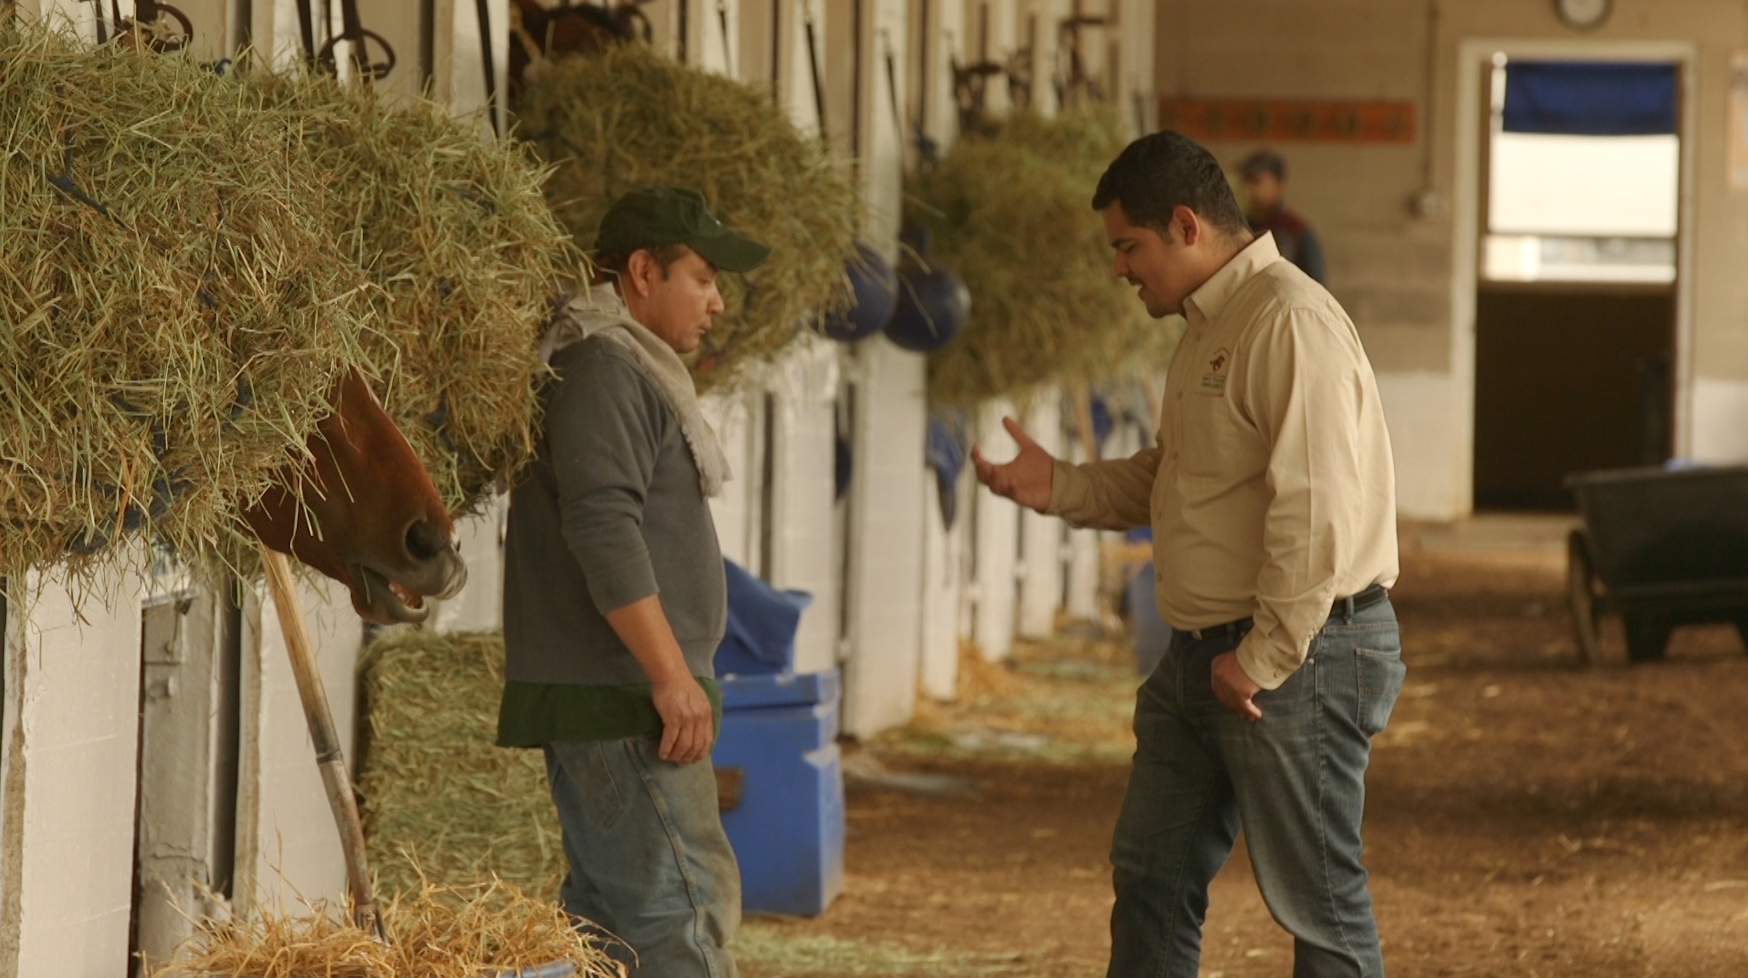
[[1502, 61, 1677, 136], [717, 559, 812, 676]]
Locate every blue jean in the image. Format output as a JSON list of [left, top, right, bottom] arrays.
[[1107, 598, 1405, 978], [544, 738, 740, 978]]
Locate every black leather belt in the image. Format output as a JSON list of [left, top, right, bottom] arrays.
[[1185, 583, 1389, 642]]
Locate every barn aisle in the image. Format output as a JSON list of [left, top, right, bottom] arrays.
[[739, 519, 1748, 978]]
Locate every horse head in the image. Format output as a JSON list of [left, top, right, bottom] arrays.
[[241, 367, 467, 624]]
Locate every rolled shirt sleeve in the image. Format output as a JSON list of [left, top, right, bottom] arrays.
[[1047, 445, 1162, 532], [1232, 307, 1367, 689], [546, 351, 668, 616]]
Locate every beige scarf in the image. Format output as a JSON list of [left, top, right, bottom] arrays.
[[541, 290, 732, 497]]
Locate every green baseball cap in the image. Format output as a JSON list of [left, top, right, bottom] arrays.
[[594, 186, 771, 273]]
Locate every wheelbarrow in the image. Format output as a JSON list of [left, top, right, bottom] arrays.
[[1566, 464, 1748, 663]]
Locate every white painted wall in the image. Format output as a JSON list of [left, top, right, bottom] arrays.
[[763, 339, 843, 676], [705, 393, 759, 570], [1375, 370, 1468, 520], [1692, 377, 1748, 463], [242, 574, 362, 916], [0, 563, 146, 978], [434, 494, 508, 633]]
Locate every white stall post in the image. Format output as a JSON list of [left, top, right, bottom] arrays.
[[1018, 391, 1065, 638], [971, 400, 1021, 661], [0, 560, 148, 978]]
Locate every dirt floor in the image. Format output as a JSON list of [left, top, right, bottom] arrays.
[[737, 519, 1748, 977]]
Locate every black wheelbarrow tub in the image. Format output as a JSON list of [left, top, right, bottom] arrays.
[[1566, 464, 1748, 661]]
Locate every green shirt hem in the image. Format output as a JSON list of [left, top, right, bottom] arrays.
[[496, 678, 722, 747]]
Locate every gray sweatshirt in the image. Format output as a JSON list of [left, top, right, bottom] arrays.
[[502, 337, 726, 687]]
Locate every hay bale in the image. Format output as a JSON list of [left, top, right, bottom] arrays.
[[357, 629, 565, 901], [241, 72, 582, 511], [152, 876, 625, 978], [515, 44, 860, 390], [0, 22, 373, 576], [909, 108, 1178, 407]]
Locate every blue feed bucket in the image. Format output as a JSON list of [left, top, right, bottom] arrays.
[[885, 258, 970, 353], [821, 241, 899, 343]]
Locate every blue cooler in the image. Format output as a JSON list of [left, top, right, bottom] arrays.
[[712, 671, 845, 916], [711, 559, 845, 916]]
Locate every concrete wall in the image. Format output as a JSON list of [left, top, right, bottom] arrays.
[[1155, 0, 1748, 517]]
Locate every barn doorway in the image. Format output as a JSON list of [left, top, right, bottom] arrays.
[[128, 583, 245, 976], [1472, 55, 1683, 510]]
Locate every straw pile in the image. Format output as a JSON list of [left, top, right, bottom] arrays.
[[908, 108, 1176, 407], [241, 72, 580, 512], [515, 44, 859, 390], [0, 22, 372, 576], [357, 629, 565, 901], [151, 876, 625, 978]]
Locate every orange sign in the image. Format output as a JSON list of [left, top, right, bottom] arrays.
[[1157, 97, 1417, 144]]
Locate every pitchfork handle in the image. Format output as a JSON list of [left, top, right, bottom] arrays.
[[260, 547, 387, 941]]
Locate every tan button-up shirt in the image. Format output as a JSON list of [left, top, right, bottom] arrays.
[[1048, 234, 1398, 689]]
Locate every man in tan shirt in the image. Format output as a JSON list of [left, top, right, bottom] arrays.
[[975, 131, 1404, 978]]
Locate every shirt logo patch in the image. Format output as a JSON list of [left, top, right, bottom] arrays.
[[1200, 347, 1230, 393]]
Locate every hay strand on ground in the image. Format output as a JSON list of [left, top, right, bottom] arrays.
[[909, 108, 1177, 407], [151, 875, 626, 978], [515, 44, 859, 390]]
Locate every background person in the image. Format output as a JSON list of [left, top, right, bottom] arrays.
[[973, 131, 1403, 978], [497, 186, 769, 978], [1240, 147, 1327, 285]]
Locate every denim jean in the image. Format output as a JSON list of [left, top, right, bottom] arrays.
[[1107, 597, 1405, 978], [544, 737, 740, 978]]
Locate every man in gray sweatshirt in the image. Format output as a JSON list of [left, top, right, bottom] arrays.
[[498, 186, 768, 978]]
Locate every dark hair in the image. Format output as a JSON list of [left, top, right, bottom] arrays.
[[595, 242, 690, 279], [1239, 148, 1286, 181], [1091, 131, 1250, 239]]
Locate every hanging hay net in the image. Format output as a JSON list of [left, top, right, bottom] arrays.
[[150, 875, 626, 978], [357, 629, 566, 901], [239, 71, 581, 513], [908, 108, 1179, 407], [515, 43, 859, 391], [0, 22, 373, 578]]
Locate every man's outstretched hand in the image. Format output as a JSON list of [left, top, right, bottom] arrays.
[[972, 417, 1056, 513]]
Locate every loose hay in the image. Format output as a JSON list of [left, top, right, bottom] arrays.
[[241, 71, 581, 512], [515, 44, 860, 390], [908, 108, 1178, 407], [0, 22, 373, 577], [357, 629, 565, 902], [152, 876, 626, 978]]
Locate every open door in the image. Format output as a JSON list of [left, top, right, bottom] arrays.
[[1473, 57, 1681, 510]]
